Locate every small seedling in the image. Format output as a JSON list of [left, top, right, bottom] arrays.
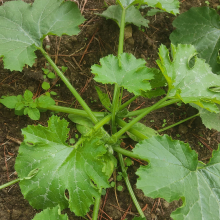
[[69, 138, 75, 144], [117, 185, 123, 191], [205, 1, 210, 6], [198, 142, 203, 147], [162, 119, 167, 127]]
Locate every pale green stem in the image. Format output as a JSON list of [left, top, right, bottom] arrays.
[[118, 8, 126, 56], [38, 47, 98, 124], [0, 178, 20, 190], [119, 96, 138, 111], [113, 96, 169, 140], [111, 7, 126, 133], [45, 105, 105, 118], [126, 99, 180, 117], [113, 146, 148, 161], [118, 153, 146, 219], [119, 87, 124, 106], [116, 118, 149, 140], [158, 113, 200, 132], [112, 85, 120, 133], [92, 188, 102, 220]]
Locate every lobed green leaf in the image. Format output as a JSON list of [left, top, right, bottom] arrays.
[[15, 116, 110, 216], [134, 135, 220, 220], [91, 53, 154, 96], [191, 103, 220, 132], [157, 44, 220, 112], [170, 7, 220, 74], [33, 206, 68, 220], [0, 0, 85, 71]]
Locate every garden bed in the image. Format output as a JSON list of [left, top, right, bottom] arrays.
[[0, 0, 220, 219]]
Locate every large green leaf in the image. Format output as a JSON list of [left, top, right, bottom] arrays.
[[191, 103, 220, 132], [91, 53, 154, 96], [157, 44, 220, 112], [134, 135, 220, 220], [15, 116, 109, 216], [0, 0, 85, 71], [170, 7, 220, 74], [33, 206, 68, 220], [99, 5, 149, 28]]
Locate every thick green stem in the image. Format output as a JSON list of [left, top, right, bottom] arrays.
[[0, 178, 20, 190], [92, 188, 102, 220], [113, 146, 148, 161], [116, 118, 149, 140], [113, 96, 169, 140], [158, 113, 200, 132], [118, 153, 146, 219], [118, 8, 126, 56], [126, 99, 180, 117], [119, 96, 138, 111], [111, 7, 126, 133], [45, 105, 105, 118], [38, 47, 98, 124], [112, 85, 120, 133]]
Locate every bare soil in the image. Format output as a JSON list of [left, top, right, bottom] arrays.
[[0, 0, 220, 220]]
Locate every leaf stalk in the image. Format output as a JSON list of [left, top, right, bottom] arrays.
[[38, 47, 99, 124], [113, 96, 169, 140], [0, 178, 20, 190], [118, 153, 146, 219], [158, 113, 200, 132], [126, 98, 180, 117]]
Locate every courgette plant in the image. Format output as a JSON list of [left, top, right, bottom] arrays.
[[0, 0, 220, 219]]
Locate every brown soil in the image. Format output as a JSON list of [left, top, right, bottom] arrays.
[[0, 0, 220, 220]]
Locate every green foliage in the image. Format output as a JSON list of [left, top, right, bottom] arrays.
[[91, 53, 154, 96], [33, 206, 68, 220], [68, 115, 94, 135], [134, 135, 220, 220], [124, 157, 133, 166], [157, 44, 220, 112], [117, 185, 123, 191], [42, 81, 50, 90], [99, 5, 149, 28], [127, 122, 158, 142], [0, 0, 85, 71], [0, 90, 55, 120], [1, 1, 220, 220], [170, 7, 220, 74], [143, 0, 180, 15], [191, 104, 220, 132], [95, 86, 111, 110], [146, 8, 164, 16], [116, 0, 180, 15], [142, 68, 166, 98], [15, 116, 110, 216]]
